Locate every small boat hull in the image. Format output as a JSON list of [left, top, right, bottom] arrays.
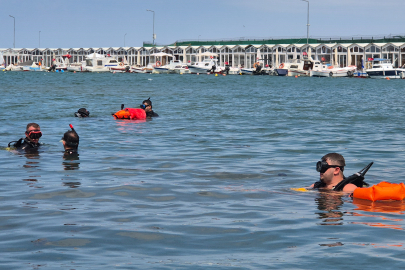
[[274, 69, 288, 76], [310, 69, 355, 77], [366, 69, 405, 79]]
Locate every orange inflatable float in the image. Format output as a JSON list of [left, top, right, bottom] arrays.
[[353, 197, 405, 213], [112, 108, 146, 120], [353, 181, 405, 201]]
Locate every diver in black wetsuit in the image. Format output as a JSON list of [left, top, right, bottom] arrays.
[[62, 129, 79, 155], [74, 108, 90, 118], [140, 97, 159, 118], [309, 153, 373, 194], [310, 153, 358, 193], [8, 123, 42, 151]]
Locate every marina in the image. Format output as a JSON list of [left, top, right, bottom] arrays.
[[1, 36, 405, 78]]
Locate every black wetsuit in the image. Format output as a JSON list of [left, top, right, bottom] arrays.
[[313, 181, 327, 189], [146, 110, 159, 117], [313, 179, 367, 191], [74, 112, 87, 117], [64, 149, 78, 155], [64, 149, 79, 160], [10, 138, 40, 150]]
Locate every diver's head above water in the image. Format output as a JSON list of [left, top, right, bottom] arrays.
[[75, 108, 90, 117], [25, 123, 42, 144], [62, 130, 79, 152], [311, 152, 356, 193], [317, 153, 345, 184], [140, 97, 152, 113]]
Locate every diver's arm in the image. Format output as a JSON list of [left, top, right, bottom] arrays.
[[342, 183, 357, 193]]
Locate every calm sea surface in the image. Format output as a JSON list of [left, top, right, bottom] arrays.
[[1, 72, 405, 269]]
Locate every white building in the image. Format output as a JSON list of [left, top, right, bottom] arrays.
[[2, 36, 405, 69]]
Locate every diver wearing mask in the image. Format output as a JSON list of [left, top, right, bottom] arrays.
[[140, 98, 159, 117], [311, 153, 357, 193], [74, 108, 90, 118], [8, 123, 42, 150]]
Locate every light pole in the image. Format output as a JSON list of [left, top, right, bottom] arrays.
[[302, 0, 309, 45], [9, 15, 15, 48], [124, 33, 127, 47], [39, 31, 41, 48], [146, 9, 155, 46]]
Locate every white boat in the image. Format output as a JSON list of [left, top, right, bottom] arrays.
[[222, 65, 241, 75], [365, 58, 405, 79], [241, 49, 271, 75], [241, 63, 271, 75], [110, 56, 130, 73], [310, 62, 357, 77], [149, 52, 174, 73], [67, 61, 86, 72], [187, 58, 222, 74], [84, 53, 121, 72], [173, 64, 190, 74], [274, 61, 296, 76], [187, 58, 223, 74], [49, 54, 68, 71], [153, 59, 183, 74], [352, 71, 368, 78], [240, 67, 254, 75], [287, 57, 316, 77], [22, 61, 43, 72], [109, 64, 130, 73], [131, 64, 153, 73], [4, 63, 23, 71], [186, 51, 224, 74]]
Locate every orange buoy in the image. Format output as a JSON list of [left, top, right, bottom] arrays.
[[112, 108, 146, 120], [386, 77, 390, 80], [353, 181, 405, 201]]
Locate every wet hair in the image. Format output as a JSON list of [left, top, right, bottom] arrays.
[[142, 97, 152, 108], [63, 130, 79, 149], [26, 123, 40, 131], [322, 153, 345, 171], [77, 108, 90, 117]]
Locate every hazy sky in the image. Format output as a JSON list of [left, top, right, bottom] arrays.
[[1, 0, 404, 49]]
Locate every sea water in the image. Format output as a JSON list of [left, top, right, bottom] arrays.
[[1, 72, 405, 269]]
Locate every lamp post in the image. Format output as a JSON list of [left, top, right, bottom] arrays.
[[302, 0, 309, 45], [146, 9, 155, 46], [39, 31, 41, 48], [124, 33, 127, 47], [9, 15, 15, 48]]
